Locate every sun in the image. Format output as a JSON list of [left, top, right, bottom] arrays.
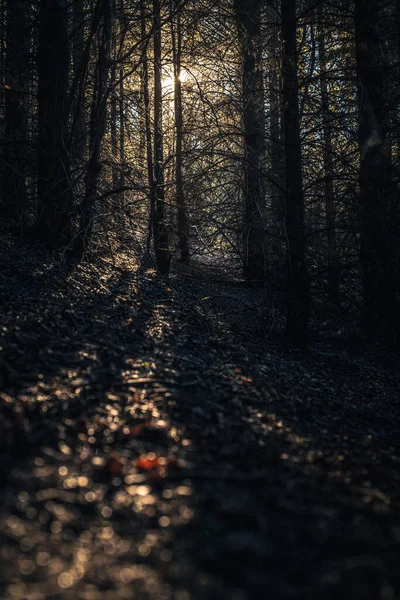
[[163, 70, 188, 92]]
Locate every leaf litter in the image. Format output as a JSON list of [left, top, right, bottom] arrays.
[[0, 235, 400, 599]]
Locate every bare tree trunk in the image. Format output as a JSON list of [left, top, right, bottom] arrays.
[[119, 64, 125, 199], [108, 0, 125, 205], [354, 0, 398, 336], [36, 0, 72, 245], [72, 0, 114, 261], [140, 0, 156, 257], [234, 0, 267, 283], [119, 0, 125, 207], [0, 0, 5, 85], [268, 11, 285, 269], [171, 0, 189, 263], [71, 0, 87, 165], [282, 0, 310, 348], [1, 0, 30, 224], [110, 30, 119, 190], [318, 7, 338, 301], [153, 0, 170, 277]]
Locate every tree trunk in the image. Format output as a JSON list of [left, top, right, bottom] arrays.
[[110, 32, 119, 190], [71, 0, 87, 166], [36, 0, 72, 245], [140, 0, 156, 257], [268, 11, 285, 269], [72, 0, 113, 261], [119, 64, 125, 205], [118, 0, 125, 197], [354, 0, 398, 336], [1, 0, 30, 224], [234, 0, 267, 282], [318, 7, 338, 301], [282, 0, 310, 348], [171, 0, 189, 263], [153, 0, 171, 277]]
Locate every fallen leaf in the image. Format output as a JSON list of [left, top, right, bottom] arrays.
[[136, 455, 162, 472], [136, 454, 176, 472]]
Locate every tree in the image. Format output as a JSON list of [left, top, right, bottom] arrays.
[[36, 0, 73, 245], [140, 0, 156, 256], [1, 0, 31, 224], [281, 0, 310, 348], [354, 0, 399, 336], [153, 0, 171, 277], [71, 0, 87, 167], [73, 0, 114, 261], [267, 7, 285, 271], [171, 0, 189, 263], [317, 5, 338, 301], [234, 0, 267, 282]]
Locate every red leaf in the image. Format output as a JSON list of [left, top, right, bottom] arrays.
[[136, 455, 162, 472], [136, 454, 177, 473]]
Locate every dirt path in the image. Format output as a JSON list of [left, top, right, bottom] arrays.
[[1, 239, 400, 599]]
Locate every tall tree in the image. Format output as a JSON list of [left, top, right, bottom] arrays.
[[73, 0, 114, 260], [268, 8, 285, 270], [354, 0, 398, 335], [71, 0, 87, 166], [140, 0, 156, 256], [36, 0, 72, 245], [317, 6, 338, 301], [153, 0, 171, 277], [109, 0, 126, 198], [118, 61, 126, 204], [282, 0, 310, 348], [110, 54, 119, 190], [1, 0, 31, 223], [118, 0, 126, 206], [234, 0, 267, 282], [171, 0, 189, 263]]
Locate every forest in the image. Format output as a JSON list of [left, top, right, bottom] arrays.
[[0, 0, 400, 598]]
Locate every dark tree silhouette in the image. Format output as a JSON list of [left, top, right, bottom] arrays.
[[234, 0, 267, 282], [1, 0, 30, 223], [36, 0, 72, 245], [354, 0, 399, 337], [153, 0, 171, 277], [282, 0, 310, 348]]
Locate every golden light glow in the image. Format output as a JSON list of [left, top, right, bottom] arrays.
[[162, 70, 188, 91]]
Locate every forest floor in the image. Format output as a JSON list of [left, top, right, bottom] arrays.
[[1, 234, 400, 600]]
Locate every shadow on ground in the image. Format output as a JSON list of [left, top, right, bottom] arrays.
[[1, 237, 400, 600]]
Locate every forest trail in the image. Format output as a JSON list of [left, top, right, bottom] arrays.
[[1, 237, 400, 600]]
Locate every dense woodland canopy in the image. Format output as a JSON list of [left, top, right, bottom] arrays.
[[1, 0, 399, 346]]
